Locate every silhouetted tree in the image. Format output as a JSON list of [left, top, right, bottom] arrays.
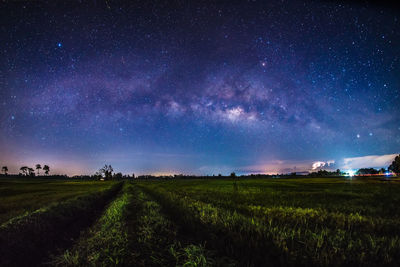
[[389, 155, 400, 174], [28, 168, 35, 177], [100, 164, 113, 180], [379, 168, 386, 174], [35, 164, 42, 175], [230, 172, 236, 178], [43, 165, 50, 175], [114, 172, 123, 179], [132, 173, 135, 179], [93, 171, 102, 180], [2, 166, 8, 175], [20, 166, 28, 176]]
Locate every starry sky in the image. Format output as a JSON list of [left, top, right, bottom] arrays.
[[0, 1, 399, 176]]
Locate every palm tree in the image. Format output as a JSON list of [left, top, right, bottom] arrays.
[[43, 165, 50, 176], [20, 166, 28, 176], [35, 164, 42, 175], [2, 166, 8, 175], [28, 168, 34, 177]]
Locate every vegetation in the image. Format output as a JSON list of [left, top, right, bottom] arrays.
[[35, 164, 42, 175], [389, 155, 400, 174], [54, 182, 222, 266], [100, 164, 114, 180], [0, 181, 122, 266], [53, 183, 132, 266], [0, 179, 118, 224], [43, 164, 50, 175], [136, 178, 400, 266], [1, 166, 7, 175], [1, 176, 400, 266]]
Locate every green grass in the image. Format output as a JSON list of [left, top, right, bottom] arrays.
[[54, 182, 219, 266], [0, 181, 122, 266], [54, 182, 132, 266], [1, 177, 400, 266], [125, 185, 220, 266], [136, 178, 400, 266], [0, 178, 117, 224]]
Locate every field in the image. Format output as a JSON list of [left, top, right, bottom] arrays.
[[0, 179, 118, 224], [1, 177, 400, 266]]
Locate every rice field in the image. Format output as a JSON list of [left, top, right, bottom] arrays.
[[1, 177, 399, 266]]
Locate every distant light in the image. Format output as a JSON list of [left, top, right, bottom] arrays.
[[369, 132, 373, 136], [11, 115, 15, 120], [356, 134, 360, 138], [347, 170, 355, 177], [57, 42, 62, 47]]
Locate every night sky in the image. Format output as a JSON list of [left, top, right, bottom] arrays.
[[0, 1, 399, 175]]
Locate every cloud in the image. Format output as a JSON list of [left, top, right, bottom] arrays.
[[229, 154, 398, 175], [342, 154, 397, 169], [238, 159, 323, 174], [312, 160, 335, 170]]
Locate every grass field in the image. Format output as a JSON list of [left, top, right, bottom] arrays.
[[1, 177, 400, 266], [0, 178, 118, 224]]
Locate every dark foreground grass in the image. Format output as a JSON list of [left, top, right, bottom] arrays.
[[53, 182, 133, 266], [1, 177, 400, 266], [126, 184, 223, 266], [0, 178, 118, 224], [0, 181, 122, 266], [55, 182, 223, 266], [137, 178, 400, 266]]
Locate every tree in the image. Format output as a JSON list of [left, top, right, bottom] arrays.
[[20, 166, 28, 176], [93, 171, 102, 180], [2, 166, 8, 175], [43, 165, 50, 175], [230, 172, 236, 178], [114, 172, 123, 179], [28, 168, 35, 177], [100, 164, 113, 180], [132, 173, 135, 179], [388, 155, 400, 174], [35, 164, 42, 175]]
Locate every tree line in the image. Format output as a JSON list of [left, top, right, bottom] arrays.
[[1, 154, 399, 179], [1, 164, 50, 176]]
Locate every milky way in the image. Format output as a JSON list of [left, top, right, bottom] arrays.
[[0, 1, 399, 175]]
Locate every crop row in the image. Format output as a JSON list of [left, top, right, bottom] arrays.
[[160, 183, 400, 237], [0, 182, 123, 266], [139, 184, 400, 266], [54, 182, 222, 266]]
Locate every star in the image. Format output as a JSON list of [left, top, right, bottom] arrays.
[[0, 1, 398, 176]]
